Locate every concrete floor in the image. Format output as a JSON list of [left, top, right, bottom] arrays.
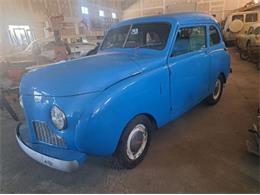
[[0, 48, 259, 193]]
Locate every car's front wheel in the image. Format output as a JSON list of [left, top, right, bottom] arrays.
[[206, 76, 224, 105], [113, 115, 152, 169]]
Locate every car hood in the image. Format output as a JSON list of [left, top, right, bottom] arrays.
[[2, 51, 32, 63], [20, 52, 141, 97]]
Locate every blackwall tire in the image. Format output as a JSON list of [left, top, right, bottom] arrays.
[[240, 50, 248, 60], [206, 76, 224, 106], [113, 115, 152, 169], [225, 40, 233, 47], [257, 62, 260, 71], [236, 39, 240, 49]]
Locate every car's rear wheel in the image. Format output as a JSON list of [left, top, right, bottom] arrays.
[[256, 62, 260, 71], [240, 50, 248, 60], [236, 39, 240, 49], [206, 76, 224, 105], [113, 115, 152, 169], [240, 41, 251, 61], [247, 42, 253, 60]]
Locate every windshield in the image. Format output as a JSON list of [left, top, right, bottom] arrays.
[[101, 22, 171, 50]]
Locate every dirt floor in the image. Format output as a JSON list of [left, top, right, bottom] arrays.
[[0, 48, 259, 193]]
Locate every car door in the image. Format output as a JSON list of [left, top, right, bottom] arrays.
[[168, 25, 210, 119], [242, 26, 254, 49], [247, 26, 255, 46], [208, 25, 228, 92]]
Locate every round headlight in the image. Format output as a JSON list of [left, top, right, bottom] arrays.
[[51, 106, 66, 130]]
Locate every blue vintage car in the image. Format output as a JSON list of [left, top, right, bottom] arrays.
[[17, 13, 231, 172]]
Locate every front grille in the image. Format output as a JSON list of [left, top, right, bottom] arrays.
[[33, 121, 66, 148]]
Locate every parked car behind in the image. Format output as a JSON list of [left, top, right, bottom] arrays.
[[0, 37, 94, 87], [17, 13, 231, 172], [237, 23, 260, 66], [1, 37, 89, 66], [1, 38, 56, 65], [237, 23, 260, 49], [223, 11, 259, 46], [0, 38, 66, 87], [70, 42, 97, 58]]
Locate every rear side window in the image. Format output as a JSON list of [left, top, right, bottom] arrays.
[[172, 26, 206, 56], [232, 15, 243, 21], [210, 26, 221, 46], [245, 13, 257, 22]]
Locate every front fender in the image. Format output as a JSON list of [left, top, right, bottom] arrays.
[[75, 65, 170, 156]]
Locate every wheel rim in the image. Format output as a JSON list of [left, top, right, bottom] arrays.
[[241, 51, 248, 60], [213, 79, 221, 100], [126, 124, 148, 160]]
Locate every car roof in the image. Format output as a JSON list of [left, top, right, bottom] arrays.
[[31, 37, 55, 45], [112, 12, 218, 29], [229, 11, 259, 15]]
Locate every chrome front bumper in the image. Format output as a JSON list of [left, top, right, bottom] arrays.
[[16, 123, 85, 172]]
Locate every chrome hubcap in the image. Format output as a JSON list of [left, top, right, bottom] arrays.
[[126, 124, 148, 160], [213, 79, 221, 100]]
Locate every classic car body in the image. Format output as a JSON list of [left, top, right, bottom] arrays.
[[237, 23, 260, 56], [223, 11, 259, 45], [17, 13, 231, 172], [237, 23, 260, 49]]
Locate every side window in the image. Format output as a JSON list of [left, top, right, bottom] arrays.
[[210, 26, 221, 46], [232, 15, 244, 21], [172, 26, 206, 56], [245, 13, 257, 23]]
